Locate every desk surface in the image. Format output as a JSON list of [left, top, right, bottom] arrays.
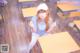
[[22, 7, 36, 17], [57, 3, 80, 12], [73, 20, 80, 25], [38, 32, 80, 53], [69, 12, 80, 17]]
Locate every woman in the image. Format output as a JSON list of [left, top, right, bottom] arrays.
[[28, 3, 57, 52]]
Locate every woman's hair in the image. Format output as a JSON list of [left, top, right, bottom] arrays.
[[37, 10, 50, 31]]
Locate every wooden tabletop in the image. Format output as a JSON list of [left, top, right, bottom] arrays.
[[38, 32, 80, 53], [22, 7, 36, 17], [57, 3, 80, 12], [69, 12, 80, 17]]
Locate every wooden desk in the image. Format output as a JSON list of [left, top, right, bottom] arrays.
[[57, 3, 80, 18], [22, 7, 36, 17], [57, 3, 80, 12], [73, 20, 80, 30], [57, 3, 80, 11], [21, 3, 80, 17], [69, 12, 80, 17], [38, 32, 80, 53]]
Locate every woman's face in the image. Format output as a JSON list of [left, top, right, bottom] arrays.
[[38, 10, 47, 20]]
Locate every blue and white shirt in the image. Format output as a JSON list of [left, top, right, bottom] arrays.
[[31, 16, 57, 35]]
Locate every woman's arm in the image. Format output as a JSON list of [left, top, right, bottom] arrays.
[[29, 21, 36, 32], [46, 17, 57, 33], [47, 22, 57, 33]]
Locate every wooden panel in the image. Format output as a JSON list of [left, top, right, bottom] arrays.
[[38, 32, 80, 53]]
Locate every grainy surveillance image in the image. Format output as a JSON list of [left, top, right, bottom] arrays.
[[0, 0, 80, 53]]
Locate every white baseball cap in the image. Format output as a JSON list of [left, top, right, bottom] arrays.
[[37, 3, 49, 12]]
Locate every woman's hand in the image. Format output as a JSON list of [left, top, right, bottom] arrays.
[[46, 29, 52, 34], [47, 22, 57, 33], [31, 28, 36, 32]]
